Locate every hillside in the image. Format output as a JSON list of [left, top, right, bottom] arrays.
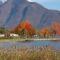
[[0, 0, 60, 35]]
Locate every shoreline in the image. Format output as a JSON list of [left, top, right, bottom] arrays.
[[0, 38, 60, 42]]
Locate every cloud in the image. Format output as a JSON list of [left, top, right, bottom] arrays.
[[33, 0, 60, 3], [1, 0, 7, 3], [27, 0, 32, 2]]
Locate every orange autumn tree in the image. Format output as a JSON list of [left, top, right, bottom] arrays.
[[14, 20, 36, 37], [38, 24, 57, 38], [39, 27, 53, 38], [52, 22, 60, 35]]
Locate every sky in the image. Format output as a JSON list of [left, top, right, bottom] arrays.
[[28, 0, 60, 11], [1, 0, 60, 11]]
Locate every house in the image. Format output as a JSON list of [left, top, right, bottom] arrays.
[[33, 35, 39, 38], [0, 33, 19, 38], [0, 34, 5, 37], [10, 33, 19, 37]]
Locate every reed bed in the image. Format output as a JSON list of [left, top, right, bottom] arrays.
[[0, 46, 60, 60]]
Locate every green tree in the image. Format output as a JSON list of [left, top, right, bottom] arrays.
[[0, 27, 6, 34], [0, 27, 10, 38]]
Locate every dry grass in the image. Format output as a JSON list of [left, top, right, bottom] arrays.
[[0, 46, 60, 60]]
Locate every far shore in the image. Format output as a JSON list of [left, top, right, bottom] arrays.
[[0, 37, 60, 42]]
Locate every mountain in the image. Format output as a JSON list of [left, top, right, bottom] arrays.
[[0, 1, 3, 5], [0, 0, 60, 34]]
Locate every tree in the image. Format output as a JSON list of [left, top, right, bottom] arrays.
[[49, 27, 56, 38], [13, 21, 36, 38], [39, 27, 54, 38], [51, 22, 60, 36], [0, 27, 6, 34], [0, 27, 10, 38]]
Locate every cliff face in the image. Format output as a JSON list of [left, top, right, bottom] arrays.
[[0, 0, 60, 34], [0, 0, 13, 27]]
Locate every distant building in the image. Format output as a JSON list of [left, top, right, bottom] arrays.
[[10, 33, 19, 37], [0, 33, 19, 38], [33, 35, 39, 38], [0, 34, 5, 37]]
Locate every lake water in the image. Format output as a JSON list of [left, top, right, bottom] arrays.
[[0, 40, 60, 50]]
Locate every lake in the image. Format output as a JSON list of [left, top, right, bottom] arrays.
[[0, 40, 60, 50]]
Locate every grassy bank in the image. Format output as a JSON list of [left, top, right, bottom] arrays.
[[0, 46, 60, 60], [0, 37, 60, 42], [0, 37, 29, 42]]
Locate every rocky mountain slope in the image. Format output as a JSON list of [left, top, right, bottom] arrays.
[[0, 0, 60, 35]]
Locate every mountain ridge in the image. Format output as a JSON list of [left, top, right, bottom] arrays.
[[0, 0, 60, 34]]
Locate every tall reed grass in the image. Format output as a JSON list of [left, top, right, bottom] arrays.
[[0, 46, 60, 60]]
